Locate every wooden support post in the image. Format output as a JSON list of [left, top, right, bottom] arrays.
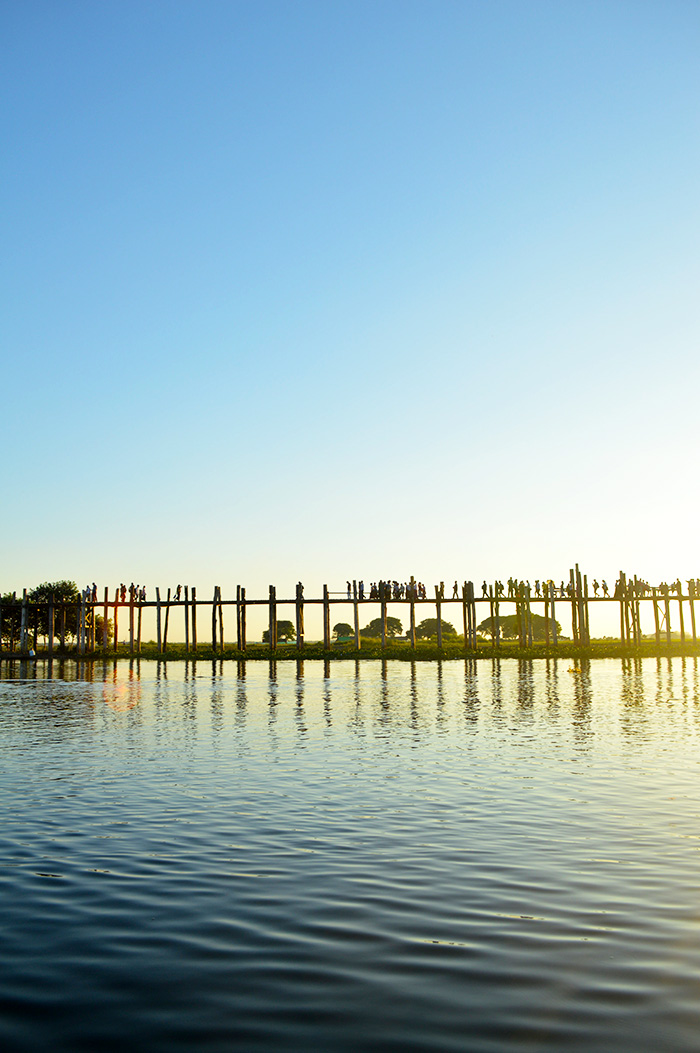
[[114, 588, 119, 652], [78, 592, 86, 655], [137, 600, 142, 654], [494, 591, 500, 649], [218, 586, 224, 653], [689, 590, 697, 644], [381, 584, 388, 650], [677, 580, 685, 644], [570, 569, 578, 646], [163, 588, 171, 653], [469, 581, 477, 649], [544, 584, 550, 647], [323, 584, 331, 650], [268, 585, 277, 652], [191, 587, 197, 652], [435, 585, 442, 651], [353, 588, 360, 650], [489, 589, 495, 649], [619, 572, 626, 646], [156, 587, 162, 654], [102, 587, 109, 650], [461, 582, 468, 650], [129, 593, 135, 655], [550, 588, 557, 647], [239, 587, 245, 652], [48, 593, 54, 657], [664, 588, 671, 646], [296, 583, 305, 650], [184, 585, 190, 653], [526, 585, 533, 648], [236, 586, 242, 652], [20, 590, 28, 653], [652, 588, 660, 645]]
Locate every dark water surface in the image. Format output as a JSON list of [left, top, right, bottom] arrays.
[[1, 657, 699, 1052]]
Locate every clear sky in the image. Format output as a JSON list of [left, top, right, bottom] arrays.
[[2, 0, 699, 635]]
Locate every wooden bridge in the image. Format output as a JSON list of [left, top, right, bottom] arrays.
[[1, 566, 696, 657]]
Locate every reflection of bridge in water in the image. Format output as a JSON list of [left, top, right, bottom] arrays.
[[1, 564, 697, 656]]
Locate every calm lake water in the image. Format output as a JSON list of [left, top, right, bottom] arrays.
[[1, 657, 699, 1052]]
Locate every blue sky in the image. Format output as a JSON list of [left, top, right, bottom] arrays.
[[2, 0, 698, 635]]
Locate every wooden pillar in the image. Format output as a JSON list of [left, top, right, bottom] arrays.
[[48, 593, 54, 657], [494, 591, 500, 649], [184, 585, 190, 653], [410, 590, 416, 651], [664, 588, 671, 646], [239, 587, 245, 652], [677, 580, 685, 644], [381, 584, 387, 650], [323, 585, 331, 650], [268, 585, 277, 652], [102, 587, 109, 649], [461, 582, 468, 650], [218, 586, 224, 653], [114, 588, 119, 653], [469, 581, 477, 649], [526, 585, 533, 648], [489, 589, 495, 649], [163, 588, 171, 653], [20, 589, 28, 652], [129, 592, 135, 655], [435, 585, 442, 651], [236, 586, 242, 652], [689, 590, 696, 644], [137, 600, 142, 654], [296, 583, 305, 650], [191, 586, 197, 652], [544, 584, 550, 647], [570, 569, 578, 646], [353, 588, 360, 650], [652, 588, 660, 645], [618, 571, 626, 646], [550, 588, 558, 647], [156, 587, 162, 654], [209, 586, 217, 653]]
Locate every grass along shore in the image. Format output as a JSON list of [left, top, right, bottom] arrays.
[[3, 638, 700, 662]]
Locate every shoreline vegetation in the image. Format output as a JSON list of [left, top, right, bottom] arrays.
[[3, 639, 700, 663]]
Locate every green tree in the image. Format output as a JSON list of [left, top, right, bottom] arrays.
[[0, 593, 22, 648], [477, 613, 561, 641], [262, 619, 296, 643], [333, 622, 353, 640], [415, 618, 457, 639], [27, 581, 80, 642], [360, 616, 403, 638]]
